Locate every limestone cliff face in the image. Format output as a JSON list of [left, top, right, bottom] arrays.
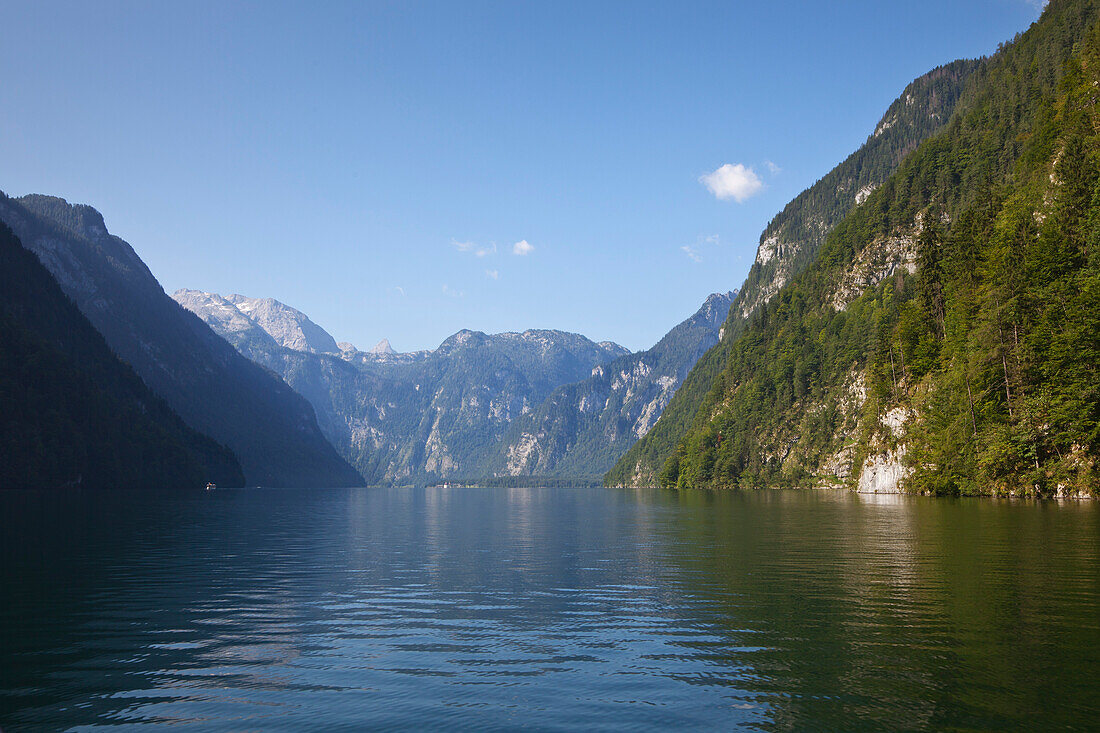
[[174, 290, 341, 355]]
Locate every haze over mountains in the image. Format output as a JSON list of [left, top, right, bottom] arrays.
[[0, 220, 244, 489], [0, 187, 736, 490], [482, 290, 737, 479]]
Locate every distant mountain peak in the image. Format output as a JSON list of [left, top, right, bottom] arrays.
[[174, 290, 340, 354], [369, 338, 396, 355], [704, 290, 737, 305]]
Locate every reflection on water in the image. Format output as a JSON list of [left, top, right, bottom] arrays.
[[1, 488, 1097, 730]]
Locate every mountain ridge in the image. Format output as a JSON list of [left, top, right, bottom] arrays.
[[482, 290, 738, 479], [175, 289, 631, 484]]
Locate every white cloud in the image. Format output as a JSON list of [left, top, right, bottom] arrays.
[[513, 239, 535, 256], [764, 160, 781, 175], [700, 163, 764, 202], [681, 234, 720, 262], [1024, 0, 1048, 12], [452, 239, 496, 257], [393, 285, 406, 297], [442, 284, 464, 298], [486, 269, 500, 280]]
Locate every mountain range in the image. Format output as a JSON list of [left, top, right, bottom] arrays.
[[5, 1, 1097, 499], [177, 289, 737, 484], [481, 290, 737, 479]]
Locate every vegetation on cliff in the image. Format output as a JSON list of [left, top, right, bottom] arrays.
[[608, 56, 980, 487], [627, 0, 1100, 497]]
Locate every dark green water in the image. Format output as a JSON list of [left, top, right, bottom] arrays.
[[1, 487, 1098, 731]]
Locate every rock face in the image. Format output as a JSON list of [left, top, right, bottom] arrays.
[[483, 291, 737, 479], [607, 58, 979, 489], [175, 288, 630, 485], [857, 450, 909, 494], [829, 230, 920, 311], [227, 294, 340, 353], [0, 193, 364, 488]]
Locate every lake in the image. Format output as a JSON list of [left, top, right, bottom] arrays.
[[1, 487, 1098, 730]]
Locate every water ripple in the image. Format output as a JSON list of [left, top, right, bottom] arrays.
[[1, 487, 1098, 730]]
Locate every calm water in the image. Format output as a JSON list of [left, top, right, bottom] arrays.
[[1, 488, 1098, 731]]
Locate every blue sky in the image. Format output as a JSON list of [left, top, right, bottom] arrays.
[[1, 1, 1044, 352]]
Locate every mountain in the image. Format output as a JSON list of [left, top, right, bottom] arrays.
[[482, 290, 737, 479], [224, 294, 341, 354], [607, 56, 981, 487], [615, 0, 1100, 497], [0, 194, 363, 488], [174, 289, 630, 485], [368, 339, 397, 355], [0, 221, 244, 490]]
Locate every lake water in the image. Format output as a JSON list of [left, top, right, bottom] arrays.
[[1, 487, 1098, 731]]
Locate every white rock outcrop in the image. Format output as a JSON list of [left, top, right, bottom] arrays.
[[858, 449, 910, 494]]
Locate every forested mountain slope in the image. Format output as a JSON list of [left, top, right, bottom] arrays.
[[608, 55, 982, 486], [0, 194, 363, 488], [0, 222, 244, 490], [482, 291, 736, 480], [621, 0, 1100, 497], [175, 289, 629, 485]]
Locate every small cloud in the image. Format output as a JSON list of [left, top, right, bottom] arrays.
[[452, 239, 496, 257], [1024, 0, 1047, 12], [442, 284, 464, 298], [764, 160, 781, 175], [486, 269, 500, 280], [513, 239, 535, 256], [393, 286, 406, 297], [700, 163, 764, 202], [681, 234, 719, 262]]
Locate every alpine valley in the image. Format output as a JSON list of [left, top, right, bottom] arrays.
[[2, 1, 1098, 498]]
